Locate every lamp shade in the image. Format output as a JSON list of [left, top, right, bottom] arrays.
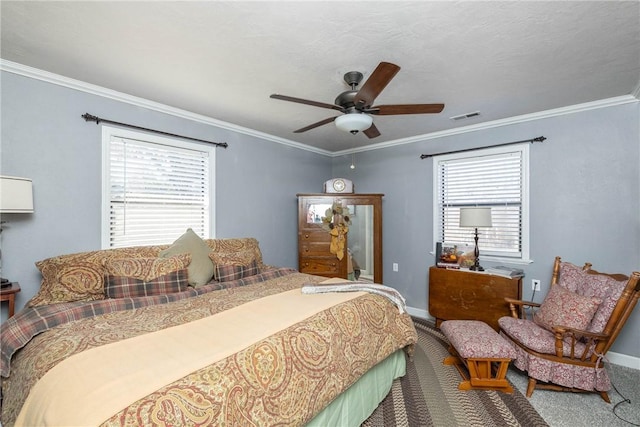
[[335, 113, 373, 133], [0, 175, 34, 213], [459, 207, 492, 228]]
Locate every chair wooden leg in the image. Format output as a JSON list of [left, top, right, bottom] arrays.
[[526, 377, 537, 398], [599, 391, 611, 403]]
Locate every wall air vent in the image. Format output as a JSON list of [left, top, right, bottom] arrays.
[[450, 111, 481, 121]]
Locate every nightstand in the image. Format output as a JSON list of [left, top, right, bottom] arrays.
[[1, 282, 21, 318]]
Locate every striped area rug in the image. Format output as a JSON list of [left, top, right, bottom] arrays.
[[362, 317, 549, 427]]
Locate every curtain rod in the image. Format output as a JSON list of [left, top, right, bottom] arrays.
[[419, 136, 546, 159], [82, 113, 228, 148]]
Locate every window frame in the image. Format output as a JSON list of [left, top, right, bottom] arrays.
[[101, 125, 216, 249], [432, 143, 531, 264]]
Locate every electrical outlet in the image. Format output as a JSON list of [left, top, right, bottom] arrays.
[[532, 279, 541, 291], [392, 263, 399, 272]]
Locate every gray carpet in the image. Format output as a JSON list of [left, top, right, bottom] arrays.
[[364, 316, 640, 426], [362, 317, 548, 426], [508, 363, 640, 426]]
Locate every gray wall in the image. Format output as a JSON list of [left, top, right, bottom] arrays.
[[2, 69, 639, 359], [0, 71, 330, 317], [332, 102, 640, 358]]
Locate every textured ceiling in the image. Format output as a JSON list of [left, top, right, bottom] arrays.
[[2, 1, 639, 153]]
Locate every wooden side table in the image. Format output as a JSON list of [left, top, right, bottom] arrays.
[[428, 267, 522, 331], [1, 282, 21, 318]]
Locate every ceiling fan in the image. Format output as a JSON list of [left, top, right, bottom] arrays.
[[270, 61, 444, 139]]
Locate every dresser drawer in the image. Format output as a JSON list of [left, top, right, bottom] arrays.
[[299, 257, 342, 275], [299, 241, 332, 257], [299, 230, 331, 242], [299, 231, 333, 256]]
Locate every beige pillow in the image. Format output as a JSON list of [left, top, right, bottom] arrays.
[[159, 229, 214, 287]]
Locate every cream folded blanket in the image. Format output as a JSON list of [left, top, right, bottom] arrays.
[[302, 280, 407, 314]]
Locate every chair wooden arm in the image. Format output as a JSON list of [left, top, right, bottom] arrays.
[[551, 325, 609, 362], [504, 297, 541, 319]]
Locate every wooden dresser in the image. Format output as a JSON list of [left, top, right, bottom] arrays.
[[297, 194, 383, 283], [428, 267, 522, 331]]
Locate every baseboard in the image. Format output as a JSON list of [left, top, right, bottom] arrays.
[[605, 351, 640, 370], [405, 305, 639, 371], [406, 306, 431, 320]]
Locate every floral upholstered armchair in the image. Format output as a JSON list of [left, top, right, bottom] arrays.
[[498, 256, 640, 402]]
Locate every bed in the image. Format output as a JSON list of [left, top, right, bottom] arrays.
[[0, 236, 417, 426]]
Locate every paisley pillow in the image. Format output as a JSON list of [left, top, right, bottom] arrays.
[[558, 261, 627, 333], [28, 245, 165, 307], [533, 285, 601, 332], [103, 254, 191, 282]]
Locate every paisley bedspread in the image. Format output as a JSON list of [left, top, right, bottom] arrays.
[[1, 270, 417, 426]]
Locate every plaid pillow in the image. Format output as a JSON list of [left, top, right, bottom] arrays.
[[209, 250, 261, 282], [214, 260, 260, 283], [105, 269, 190, 299]]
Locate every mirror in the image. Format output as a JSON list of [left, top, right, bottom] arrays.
[[306, 203, 333, 224], [304, 199, 380, 282], [345, 205, 374, 281]]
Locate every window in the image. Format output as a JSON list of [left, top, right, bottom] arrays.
[[434, 144, 529, 262], [102, 126, 215, 248]]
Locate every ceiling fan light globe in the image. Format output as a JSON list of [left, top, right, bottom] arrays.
[[335, 114, 373, 133]]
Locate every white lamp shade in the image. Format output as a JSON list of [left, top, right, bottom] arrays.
[[459, 207, 492, 227], [335, 113, 373, 133], [0, 175, 34, 213]]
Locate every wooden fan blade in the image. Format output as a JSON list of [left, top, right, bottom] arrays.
[[368, 104, 445, 115], [363, 123, 381, 139], [353, 62, 401, 108], [293, 117, 337, 133], [270, 94, 345, 112]]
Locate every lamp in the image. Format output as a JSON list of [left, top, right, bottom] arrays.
[[0, 175, 34, 285], [335, 113, 373, 135], [459, 207, 492, 271]]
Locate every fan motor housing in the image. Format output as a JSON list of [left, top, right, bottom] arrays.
[[335, 71, 364, 108], [335, 91, 358, 109]]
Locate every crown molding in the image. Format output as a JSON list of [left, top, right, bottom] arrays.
[[2, 59, 636, 158], [332, 94, 639, 156], [0, 59, 332, 156]]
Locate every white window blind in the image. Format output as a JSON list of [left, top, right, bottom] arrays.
[[434, 144, 529, 260], [103, 127, 214, 248]]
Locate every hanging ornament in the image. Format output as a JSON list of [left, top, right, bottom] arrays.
[[321, 203, 352, 260]]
